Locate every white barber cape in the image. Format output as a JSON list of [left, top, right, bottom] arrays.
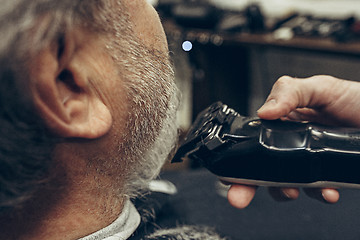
[[79, 199, 140, 240]]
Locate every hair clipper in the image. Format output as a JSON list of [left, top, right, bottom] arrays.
[[172, 102, 360, 189]]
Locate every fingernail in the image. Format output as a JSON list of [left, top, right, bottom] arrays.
[[322, 189, 339, 203], [282, 191, 291, 199], [321, 192, 327, 202], [282, 188, 298, 199], [257, 99, 277, 113], [321, 191, 332, 204]]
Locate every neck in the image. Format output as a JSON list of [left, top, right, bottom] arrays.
[[0, 160, 126, 240]]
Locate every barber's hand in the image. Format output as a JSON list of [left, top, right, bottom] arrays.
[[228, 75, 360, 209]]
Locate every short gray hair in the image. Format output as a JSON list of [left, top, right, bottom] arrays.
[[0, 0, 124, 212]]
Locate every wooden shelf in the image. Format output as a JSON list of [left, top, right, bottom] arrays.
[[222, 32, 360, 55], [163, 20, 360, 56]]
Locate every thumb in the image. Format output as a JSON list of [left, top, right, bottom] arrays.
[[256, 75, 333, 120], [257, 98, 281, 120], [257, 76, 302, 120]]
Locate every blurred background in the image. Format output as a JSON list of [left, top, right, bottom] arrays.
[[153, 0, 360, 126], [151, 0, 360, 169]]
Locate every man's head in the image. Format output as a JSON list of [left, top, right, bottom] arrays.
[[0, 0, 179, 223]]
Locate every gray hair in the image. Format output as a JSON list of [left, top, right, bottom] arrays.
[[86, 1, 181, 199], [0, 0, 180, 212], [0, 0, 125, 211], [146, 225, 228, 240], [0, 0, 180, 213]]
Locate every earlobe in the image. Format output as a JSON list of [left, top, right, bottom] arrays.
[[30, 32, 112, 139], [64, 96, 113, 139]]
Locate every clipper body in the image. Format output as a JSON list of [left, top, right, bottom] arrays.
[[172, 102, 360, 188]]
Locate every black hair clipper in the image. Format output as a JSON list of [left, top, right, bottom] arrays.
[[172, 102, 360, 189]]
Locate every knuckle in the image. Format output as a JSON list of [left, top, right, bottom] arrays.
[[273, 75, 294, 89], [277, 75, 293, 84]]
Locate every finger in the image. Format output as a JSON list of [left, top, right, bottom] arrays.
[[321, 188, 340, 203], [285, 108, 345, 126], [286, 109, 316, 122], [303, 188, 339, 204], [257, 75, 338, 120], [257, 76, 308, 120], [268, 187, 300, 201], [227, 184, 257, 209]]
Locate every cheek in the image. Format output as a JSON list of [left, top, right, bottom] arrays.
[[102, 73, 128, 121], [87, 53, 129, 125], [101, 77, 129, 139]]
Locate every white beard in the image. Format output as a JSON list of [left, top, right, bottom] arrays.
[[119, 40, 180, 197], [124, 86, 180, 197], [91, 0, 181, 198]]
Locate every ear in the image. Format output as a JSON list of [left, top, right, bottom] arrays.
[[30, 32, 112, 139]]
